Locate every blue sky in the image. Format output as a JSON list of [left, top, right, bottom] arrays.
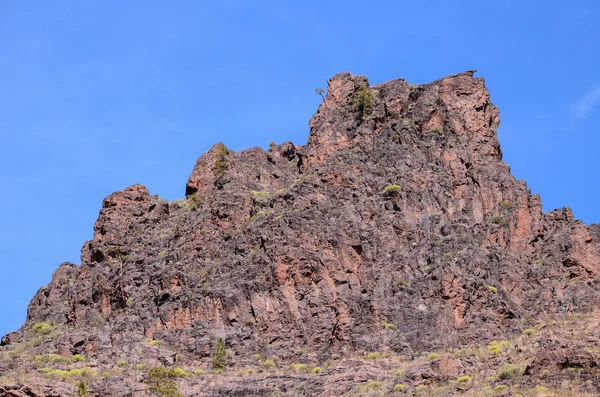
[[0, 1, 598, 336]]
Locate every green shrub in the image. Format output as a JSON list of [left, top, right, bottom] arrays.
[[35, 354, 70, 364], [213, 144, 229, 178], [456, 375, 472, 385], [361, 381, 382, 390], [487, 215, 507, 225], [392, 369, 405, 377], [311, 366, 322, 374], [488, 285, 498, 294], [158, 250, 168, 260], [71, 354, 85, 363], [382, 322, 396, 329], [426, 353, 440, 361], [500, 200, 512, 210], [188, 194, 203, 211], [145, 367, 185, 397], [289, 363, 308, 372], [315, 87, 325, 99], [170, 368, 190, 377], [32, 322, 53, 335], [251, 190, 271, 201], [487, 340, 503, 355], [126, 297, 134, 306], [383, 184, 402, 196], [522, 328, 536, 336], [101, 371, 111, 377], [396, 278, 409, 287], [494, 385, 508, 392], [77, 381, 87, 396], [365, 352, 381, 360], [429, 127, 444, 135], [497, 363, 522, 380], [393, 383, 408, 392], [212, 338, 227, 371], [116, 359, 128, 367], [148, 340, 161, 346], [355, 85, 374, 120]]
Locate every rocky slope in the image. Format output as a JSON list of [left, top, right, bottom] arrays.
[[1, 71, 599, 396]]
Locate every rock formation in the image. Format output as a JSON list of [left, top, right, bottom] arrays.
[[1, 71, 599, 396]]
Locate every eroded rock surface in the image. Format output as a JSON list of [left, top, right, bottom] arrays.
[[1, 71, 599, 396]]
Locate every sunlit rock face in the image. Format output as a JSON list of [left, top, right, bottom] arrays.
[[2, 72, 599, 397]]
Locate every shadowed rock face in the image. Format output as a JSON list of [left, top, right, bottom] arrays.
[[2, 72, 600, 396]]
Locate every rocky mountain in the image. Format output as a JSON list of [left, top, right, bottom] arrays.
[[1, 71, 599, 397]]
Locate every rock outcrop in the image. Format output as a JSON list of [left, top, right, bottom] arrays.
[[1, 71, 599, 396]]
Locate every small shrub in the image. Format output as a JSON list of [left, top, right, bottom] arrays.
[[212, 338, 227, 371], [245, 318, 255, 326], [426, 353, 440, 361], [116, 359, 128, 367], [456, 375, 472, 385], [136, 364, 146, 370], [500, 200, 512, 210], [497, 363, 522, 380], [365, 352, 381, 360], [126, 297, 134, 306], [488, 285, 498, 294], [361, 380, 382, 390], [213, 143, 229, 178], [101, 371, 111, 377], [382, 322, 396, 329], [244, 367, 254, 375], [487, 215, 507, 225], [535, 386, 548, 393], [148, 340, 161, 346], [71, 354, 85, 363], [494, 385, 508, 392], [522, 328, 536, 336], [487, 340, 503, 355], [392, 369, 405, 377], [396, 278, 409, 287], [393, 383, 408, 392], [269, 141, 276, 147], [315, 87, 325, 99], [262, 359, 276, 368], [251, 190, 271, 201], [77, 381, 87, 396], [32, 322, 53, 335], [311, 366, 322, 374], [383, 184, 402, 196], [188, 194, 203, 211], [429, 127, 444, 136], [158, 250, 168, 261], [170, 368, 190, 377], [289, 363, 308, 372], [146, 367, 185, 397], [354, 85, 375, 120]]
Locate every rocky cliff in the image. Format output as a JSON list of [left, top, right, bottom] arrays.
[[1, 72, 599, 397]]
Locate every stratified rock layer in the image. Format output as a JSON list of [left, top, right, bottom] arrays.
[[2, 71, 599, 396]]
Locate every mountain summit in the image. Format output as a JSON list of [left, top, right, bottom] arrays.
[[2, 72, 599, 396]]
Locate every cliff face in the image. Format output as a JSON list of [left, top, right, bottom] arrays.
[[2, 72, 600, 397]]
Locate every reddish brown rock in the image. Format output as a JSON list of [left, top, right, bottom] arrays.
[[1, 71, 599, 396]]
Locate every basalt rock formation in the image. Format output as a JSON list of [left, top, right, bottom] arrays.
[[1, 71, 599, 396]]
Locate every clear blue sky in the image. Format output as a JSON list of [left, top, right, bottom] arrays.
[[0, 1, 598, 337]]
